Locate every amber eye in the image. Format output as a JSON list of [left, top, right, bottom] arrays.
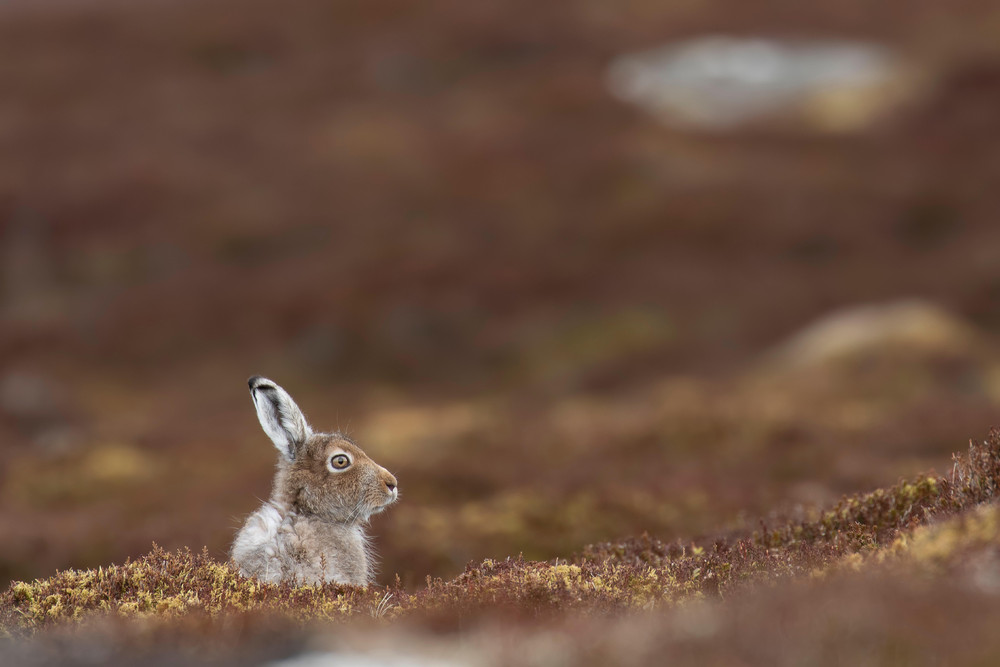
[[330, 454, 351, 470]]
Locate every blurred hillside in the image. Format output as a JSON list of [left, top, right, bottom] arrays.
[[2, 0, 1000, 588]]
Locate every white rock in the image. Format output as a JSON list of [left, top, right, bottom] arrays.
[[607, 36, 921, 132]]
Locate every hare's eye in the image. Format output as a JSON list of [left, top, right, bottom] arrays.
[[330, 454, 350, 470]]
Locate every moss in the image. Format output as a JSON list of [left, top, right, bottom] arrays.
[[413, 557, 692, 616], [0, 546, 389, 633], [2, 429, 999, 635], [583, 428, 1000, 598], [887, 501, 1000, 567]]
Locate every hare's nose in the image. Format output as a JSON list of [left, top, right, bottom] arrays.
[[382, 470, 398, 494]]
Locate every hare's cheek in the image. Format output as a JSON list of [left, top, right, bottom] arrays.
[[330, 476, 360, 507], [354, 465, 374, 486]]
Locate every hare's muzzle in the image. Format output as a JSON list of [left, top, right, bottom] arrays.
[[380, 469, 399, 503]]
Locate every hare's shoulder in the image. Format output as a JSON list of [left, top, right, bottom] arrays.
[[234, 503, 285, 553]]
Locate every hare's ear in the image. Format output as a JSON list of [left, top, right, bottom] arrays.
[[247, 376, 312, 461]]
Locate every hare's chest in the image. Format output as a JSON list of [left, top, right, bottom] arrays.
[[287, 517, 370, 585]]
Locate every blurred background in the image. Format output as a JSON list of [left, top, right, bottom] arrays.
[[1, 0, 1000, 590]]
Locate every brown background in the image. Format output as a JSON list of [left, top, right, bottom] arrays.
[[2, 0, 1000, 588]]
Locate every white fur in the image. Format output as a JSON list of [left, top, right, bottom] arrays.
[[232, 500, 369, 585], [249, 376, 312, 460], [232, 377, 397, 586]]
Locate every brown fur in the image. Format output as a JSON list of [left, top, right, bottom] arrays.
[[231, 378, 398, 586], [275, 436, 397, 522]]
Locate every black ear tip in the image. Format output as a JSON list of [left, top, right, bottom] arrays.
[[247, 375, 267, 390]]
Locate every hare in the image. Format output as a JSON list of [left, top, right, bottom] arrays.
[[231, 376, 398, 586]]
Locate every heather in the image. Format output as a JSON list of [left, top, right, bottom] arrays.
[[3, 430, 998, 651], [4, 0, 1000, 664]]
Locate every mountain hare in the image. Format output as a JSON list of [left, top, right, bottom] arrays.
[[231, 376, 398, 586]]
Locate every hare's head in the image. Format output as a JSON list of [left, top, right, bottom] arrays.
[[247, 376, 398, 523]]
